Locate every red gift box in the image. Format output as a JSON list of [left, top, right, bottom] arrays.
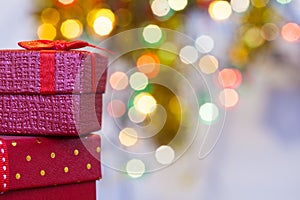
[[0, 134, 101, 193], [0, 181, 97, 200], [0, 48, 107, 136]]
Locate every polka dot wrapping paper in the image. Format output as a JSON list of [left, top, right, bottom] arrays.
[[0, 134, 101, 193], [0, 181, 96, 200]]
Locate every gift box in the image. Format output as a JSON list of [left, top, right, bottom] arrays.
[[0, 181, 97, 200], [0, 44, 107, 136], [0, 94, 102, 136], [0, 134, 101, 193]]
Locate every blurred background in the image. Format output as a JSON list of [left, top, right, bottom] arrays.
[[0, 0, 300, 199]]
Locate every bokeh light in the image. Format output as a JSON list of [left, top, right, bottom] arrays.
[[218, 68, 242, 88], [155, 145, 175, 165], [91, 8, 115, 36], [179, 45, 198, 64], [41, 8, 60, 25], [119, 127, 138, 147], [231, 0, 250, 13], [243, 26, 265, 48], [195, 35, 215, 53], [168, 0, 188, 11], [129, 72, 149, 91], [209, 1, 232, 21], [199, 102, 219, 123], [109, 71, 129, 90], [126, 159, 145, 178], [107, 99, 126, 118], [134, 93, 157, 114], [198, 55, 219, 74], [261, 23, 279, 41], [219, 88, 239, 108], [128, 107, 147, 124], [60, 19, 82, 39], [116, 8, 132, 27], [94, 17, 113, 36], [276, 0, 292, 4], [57, 0, 75, 5], [157, 42, 178, 64], [250, 0, 269, 8], [151, 0, 171, 17], [143, 24, 163, 44], [136, 53, 160, 78], [37, 23, 56, 40], [281, 22, 300, 43]]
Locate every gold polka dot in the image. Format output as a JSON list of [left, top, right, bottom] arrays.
[[86, 163, 91, 170], [11, 141, 17, 147], [26, 155, 31, 162], [50, 152, 56, 159], [96, 147, 101, 153], [15, 173, 21, 180], [74, 149, 79, 156], [64, 167, 69, 173], [40, 170, 45, 176], [36, 139, 42, 144], [77, 180, 81, 183]]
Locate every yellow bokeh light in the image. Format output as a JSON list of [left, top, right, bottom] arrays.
[[151, 0, 171, 17], [60, 19, 82, 39], [116, 8, 132, 27], [143, 24, 163, 44], [93, 17, 113, 36], [209, 1, 232, 21], [198, 55, 219, 74], [243, 26, 265, 48], [37, 23, 56, 40], [58, 0, 75, 5], [41, 8, 60, 25], [134, 93, 157, 114], [168, 0, 188, 11], [251, 0, 269, 8], [119, 127, 138, 147], [126, 159, 145, 178]]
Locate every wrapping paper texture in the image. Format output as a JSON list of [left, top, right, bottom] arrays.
[[0, 94, 103, 136], [0, 50, 107, 94], [0, 181, 97, 200], [0, 134, 101, 192]]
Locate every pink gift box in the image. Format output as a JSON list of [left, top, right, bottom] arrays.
[[0, 49, 107, 136]]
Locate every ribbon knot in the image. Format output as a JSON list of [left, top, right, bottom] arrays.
[[18, 40, 114, 54]]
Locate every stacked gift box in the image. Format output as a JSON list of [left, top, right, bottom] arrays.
[[0, 40, 108, 199]]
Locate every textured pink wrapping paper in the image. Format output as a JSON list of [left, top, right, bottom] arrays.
[[0, 50, 107, 94], [0, 94, 102, 136], [0, 49, 107, 136]]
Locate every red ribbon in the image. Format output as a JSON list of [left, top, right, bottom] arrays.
[[18, 40, 114, 54], [18, 40, 111, 94]]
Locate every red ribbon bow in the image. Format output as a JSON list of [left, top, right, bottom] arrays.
[[18, 40, 114, 54]]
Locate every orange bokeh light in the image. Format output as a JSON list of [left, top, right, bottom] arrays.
[[281, 22, 300, 43], [136, 53, 160, 78], [218, 68, 242, 88]]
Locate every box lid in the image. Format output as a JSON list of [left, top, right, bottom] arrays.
[[0, 49, 108, 94]]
